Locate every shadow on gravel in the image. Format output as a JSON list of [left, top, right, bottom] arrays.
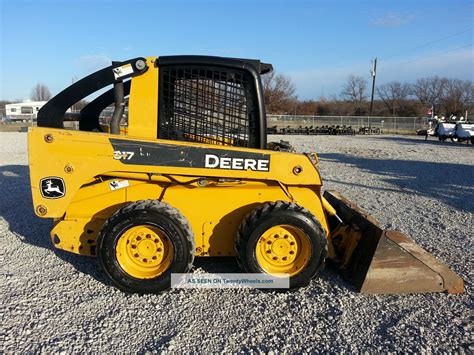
[[0, 164, 109, 284], [367, 135, 473, 147], [319, 154, 474, 213]]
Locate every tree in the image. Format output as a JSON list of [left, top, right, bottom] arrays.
[[411, 76, 447, 114], [262, 72, 297, 114], [30, 83, 51, 101], [341, 75, 367, 115], [72, 99, 88, 111], [377, 81, 411, 116], [440, 79, 473, 116]]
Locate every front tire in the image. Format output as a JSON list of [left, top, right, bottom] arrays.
[[235, 201, 327, 289], [97, 200, 195, 294]]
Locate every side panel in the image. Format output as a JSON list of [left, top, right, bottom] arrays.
[[28, 127, 322, 219], [55, 178, 328, 257]]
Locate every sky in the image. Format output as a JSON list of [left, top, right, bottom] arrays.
[[0, 0, 472, 101]]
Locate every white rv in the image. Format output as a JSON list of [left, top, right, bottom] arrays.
[[5, 101, 47, 122]]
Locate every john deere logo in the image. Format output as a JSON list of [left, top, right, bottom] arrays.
[[40, 177, 66, 199]]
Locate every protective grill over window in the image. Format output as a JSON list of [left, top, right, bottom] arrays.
[[158, 66, 252, 147]]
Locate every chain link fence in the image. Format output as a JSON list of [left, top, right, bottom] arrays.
[[267, 115, 428, 134]]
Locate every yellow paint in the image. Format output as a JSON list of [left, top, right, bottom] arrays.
[[256, 224, 311, 276], [28, 125, 330, 257], [27, 55, 339, 261], [127, 57, 158, 139], [183, 133, 235, 146], [321, 195, 337, 217], [116, 225, 173, 279]]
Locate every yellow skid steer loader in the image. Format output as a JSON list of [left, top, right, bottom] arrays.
[[28, 56, 464, 294]]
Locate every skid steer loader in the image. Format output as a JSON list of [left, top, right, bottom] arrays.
[[28, 56, 464, 294]]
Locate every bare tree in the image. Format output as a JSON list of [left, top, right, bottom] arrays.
[[73, 99, 88, 111], [440, 79, 473, 116], [377, 81, 411, 116], [341, 75, 367, 115], [411, 76, 447, 114], [30, 83, 52, 101], [262, 72, 297, 114]]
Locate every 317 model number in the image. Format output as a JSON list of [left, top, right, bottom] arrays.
[[113, 150, 135, 160]]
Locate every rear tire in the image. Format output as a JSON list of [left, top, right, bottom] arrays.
[[97, 200, 194, 294], [235, 201, 327, 289]]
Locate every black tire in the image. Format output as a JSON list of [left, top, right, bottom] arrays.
[[97, 200, 194, 294], [235, 201, 327, 289]]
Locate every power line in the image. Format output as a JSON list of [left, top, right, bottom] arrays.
[[396, 43, 472, 66], [382, 27, 472, 61]]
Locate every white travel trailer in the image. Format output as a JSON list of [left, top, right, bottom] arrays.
[[5, 101, 47, 122]]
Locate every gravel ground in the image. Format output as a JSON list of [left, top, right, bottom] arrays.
[[1, 132, 472, 352]]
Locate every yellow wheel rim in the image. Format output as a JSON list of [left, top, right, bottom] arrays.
[[115, 225, 173, 279], [256, 224, 311, 276]]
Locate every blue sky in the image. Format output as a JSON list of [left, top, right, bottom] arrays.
[[0, 0, 472, 101]]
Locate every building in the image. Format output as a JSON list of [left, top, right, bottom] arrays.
[[5, 101, 47, 122]]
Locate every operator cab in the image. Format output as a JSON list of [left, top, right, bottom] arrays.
[[37, 56, 273, 149]]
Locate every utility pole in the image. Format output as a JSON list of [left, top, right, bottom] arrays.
[[369, 58, 377, 120]]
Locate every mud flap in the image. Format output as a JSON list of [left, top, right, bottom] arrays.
[[323, 190, 464, 294]]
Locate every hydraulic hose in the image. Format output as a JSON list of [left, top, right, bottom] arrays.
[[110, 81, 124, 135]]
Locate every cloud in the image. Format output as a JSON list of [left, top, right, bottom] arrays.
[[380, 47, 474, 82], [287, 47, 473, 99], [74, 54, 112, 72], [371, 13, 416, 28]]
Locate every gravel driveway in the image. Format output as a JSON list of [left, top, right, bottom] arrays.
[[1, 132, 472, 352]]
